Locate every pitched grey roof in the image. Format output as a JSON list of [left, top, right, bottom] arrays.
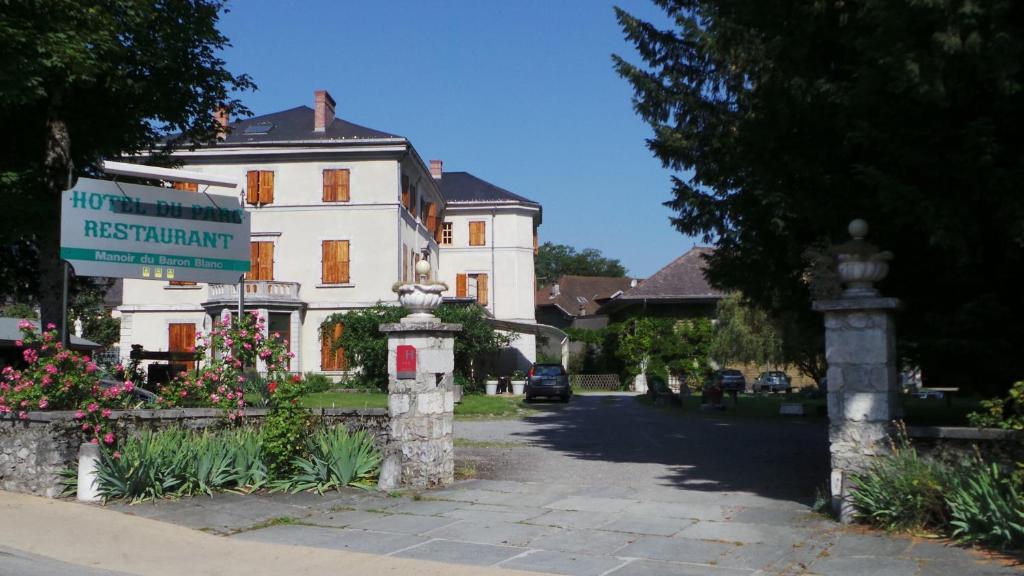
[[615, 247, 724, 301], [440, 172, 538, 205], [0, 318, 102, 350], [173, 106, 402, 146]]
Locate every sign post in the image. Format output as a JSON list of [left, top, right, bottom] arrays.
[[60, 178, 250, 284]]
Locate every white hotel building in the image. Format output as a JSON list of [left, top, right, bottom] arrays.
[[117, 91, 540, 375]]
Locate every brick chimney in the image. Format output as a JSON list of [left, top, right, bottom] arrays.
[[429, 159, 443, 179], [314, 90, 336, 132], [214, 107, 229, 140]]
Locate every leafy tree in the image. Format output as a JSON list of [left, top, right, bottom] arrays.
[[0, 0, 254, 335], [585, 313, 712, 385], [615, 1, 1024, 395], [535, 242, 627, 286], [434, 304, 516, 379], [710, 293, 783, 369], [322, 303, 514, 390], [1, 302, 37, 320]]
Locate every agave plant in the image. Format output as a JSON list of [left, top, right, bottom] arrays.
[[226, 428, 269, 491], [96, 430, 185, 503], [947, 457, 1024, 549], [180, 432, 236, 496], [275, 426, 381, 494]]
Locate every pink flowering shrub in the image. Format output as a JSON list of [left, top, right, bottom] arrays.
[[154, 313, 294, 421], [0, 321, 137, 444]]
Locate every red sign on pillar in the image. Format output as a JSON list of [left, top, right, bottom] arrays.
[[396, 345, 417, 380]]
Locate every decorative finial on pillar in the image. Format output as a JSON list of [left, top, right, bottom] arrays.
[[835, 219, 893, 298], [415, 259, 431, 284]]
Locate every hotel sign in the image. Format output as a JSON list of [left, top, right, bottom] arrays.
[[60, 178, 251, 283]]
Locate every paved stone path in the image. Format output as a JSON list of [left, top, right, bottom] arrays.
[[108, 394, 1019, 575]]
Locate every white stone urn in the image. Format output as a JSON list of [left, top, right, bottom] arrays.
[[394, 259, 448, 323], [511, 380, 526, 395], [836, 219, 893, 298], [485, 380, 499, 395]]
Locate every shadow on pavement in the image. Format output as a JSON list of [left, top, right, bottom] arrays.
[[508, 394, 829, 504]]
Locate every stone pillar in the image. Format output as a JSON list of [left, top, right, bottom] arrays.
[[813, 218, 900, 523], [378, 321, 461, 490], [813, 298, 901, 522]]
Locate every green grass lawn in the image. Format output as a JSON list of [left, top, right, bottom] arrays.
[[291, 391, 534, 420], [640, 391, 981, 426], [454, 394, 536, 420]]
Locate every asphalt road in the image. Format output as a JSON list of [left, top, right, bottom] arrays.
[[456, 393, 831, 505]]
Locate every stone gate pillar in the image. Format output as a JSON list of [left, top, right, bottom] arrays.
[[813, 219, 901, 523], [377, 320, 461, 490]]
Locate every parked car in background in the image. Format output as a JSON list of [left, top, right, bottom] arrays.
[[753, 371, 792, 393], [525, 363, 572, 403], [708, 369, 747, 393]]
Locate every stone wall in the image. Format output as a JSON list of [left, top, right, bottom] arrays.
[[0, 407, 388, 498], [907, 426, 1024, 469]]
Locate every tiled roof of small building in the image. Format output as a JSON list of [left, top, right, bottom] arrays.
[[615, 246, 725, 301], [536, 275, 638, 317]]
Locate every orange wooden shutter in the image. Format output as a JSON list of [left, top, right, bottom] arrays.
[[173, 182, 198, 192], [456, 274, 467, 297], [401, 174, 410, 209], [322, 241, 337, 283], [477, 273, 489, 306], [258, 171, 274, 204], [339, 240, 350, 283], [247, 242, 260, 280], [469, 221, 486, 246], [322, 169, 335, 201], [337, 169, 350, 201], [321, 322, 346, 370], [259, 242, 273, 280], [246, 171, 260, 204]]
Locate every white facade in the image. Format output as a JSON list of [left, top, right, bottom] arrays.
[[117, 92, 540, 375], [433, 169, 541, 372]]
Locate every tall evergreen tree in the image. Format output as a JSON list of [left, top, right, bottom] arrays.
[[615, 1, 1024, 394]]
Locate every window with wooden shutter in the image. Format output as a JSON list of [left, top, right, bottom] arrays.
[[321, 240, 350, 284], [320, 322, 347, 371], [469, 221, 486, 246], [401, 174, 410, 210], [168, 323, 196, 372], [169, 280, 197, 287], [534, 229, 539, 255], [322, 169, 350, 202], [475, 273, 489, 306], [410, 186, 418, 217], [441, 222, 453, 246], [172, 181, 198, 192], [456, 274, 467, 297], [247, 241, 274, 280], [245, 170, 274, 205]]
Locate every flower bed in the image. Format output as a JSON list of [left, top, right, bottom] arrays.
[[0, 314, 389, 498], [0, 407, 387, 497]]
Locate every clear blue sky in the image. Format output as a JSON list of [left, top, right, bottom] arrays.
[[217, 0, 695, 278]]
